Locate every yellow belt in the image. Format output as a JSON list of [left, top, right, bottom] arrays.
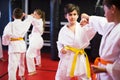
[[65, 46, 91, 78], [10, 37, 23, 41]]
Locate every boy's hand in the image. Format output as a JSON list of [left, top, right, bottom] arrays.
[[60, 48, 67, 54], [81, 13, 89, 20], [23, 13, 27, 17], [31, 13, 35, 17], [91, 65, 107, 73], [80, 13, 89, 27], [80, 18, 88, 27]]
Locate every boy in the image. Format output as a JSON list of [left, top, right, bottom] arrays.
[[81, 0, 120, 79], [55, 3, 95, 80], [2, 8, 32, 80]]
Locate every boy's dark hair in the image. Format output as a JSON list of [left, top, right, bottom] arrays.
[[13, 8, 23, 19], [103, 0, 120, 10], [64, 3, 80, 15]]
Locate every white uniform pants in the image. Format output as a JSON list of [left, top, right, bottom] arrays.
[[26, 46, 41, 73], [8, 52, 25, 80]]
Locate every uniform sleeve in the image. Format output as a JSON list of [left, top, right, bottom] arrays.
[[32, 19, 44, 35], [2, 22, 12, 45], [57, 26, 70, 58], [82, 24, 96, 41], [106, 58, 120, 80], [57, 29, 64, 58], [106, 38, 120, 80], [22, 15, 33, 32], [89, 16, 108, 35], [3, 22, 12, 36]]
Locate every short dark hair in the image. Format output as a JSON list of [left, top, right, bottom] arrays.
[[64, 3, 80, 15], [13, 8, 23, 19]]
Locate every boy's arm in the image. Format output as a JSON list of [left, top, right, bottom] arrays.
[[22, 15, 33, 34], [81, 13, 108, 35], [2, 22, 12, 45], [89, 16, 107, 35], [2, 22, 12, 37]]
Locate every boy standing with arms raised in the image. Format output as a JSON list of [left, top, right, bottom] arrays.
[[2, 8, 33, 80]]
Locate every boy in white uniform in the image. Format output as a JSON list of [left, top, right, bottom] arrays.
[[55, 4, 96, 80], [81, 0, 120, 80], [2, 8, 33, 80]]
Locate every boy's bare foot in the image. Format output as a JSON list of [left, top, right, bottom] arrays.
[[36, 64, 42, 67], [36, 64, 42, 70], [28, 71, 37, 76], [0, 58, 7, 62]]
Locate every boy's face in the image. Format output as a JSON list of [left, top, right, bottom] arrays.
[[104, 5, 114, 22], [65, 10, 79, 25]]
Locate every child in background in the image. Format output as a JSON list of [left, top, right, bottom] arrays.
[[81, 0, 120, 80], [0, 36, 6, 61], [2, 8, 33, 80], [55, 3, 96, 80], [0, 11, 6, 62], [26, 9, 45, 75]]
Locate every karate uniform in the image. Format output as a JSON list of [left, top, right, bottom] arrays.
[[89, 16, 120, 80], [2, 15, 32, 80], [55, 22, 96, 80], [0, 36, 3, 58], [26, 18, 44, 73]]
